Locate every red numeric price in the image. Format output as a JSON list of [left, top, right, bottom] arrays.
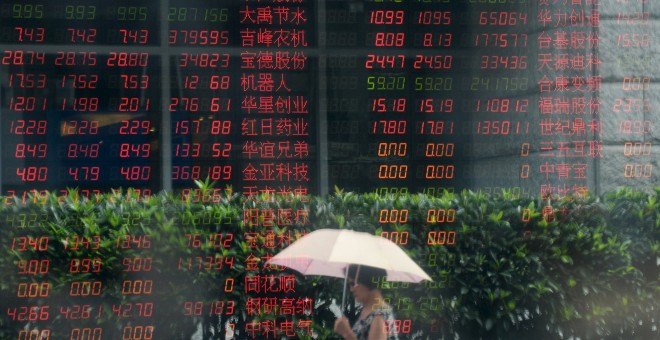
[[69, 258, 101, 273], [16, 167, 48, 182], [68, 167, 100, 181], [120, 166, 151, 181], [7, 306, 49, 321], [15, 27, 45, 42], [120, 29, 149, 44]]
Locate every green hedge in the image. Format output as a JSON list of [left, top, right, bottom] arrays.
[[0, 186, 658, 339]]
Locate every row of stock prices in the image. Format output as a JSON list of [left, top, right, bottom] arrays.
[[0, 0, 657, 339]]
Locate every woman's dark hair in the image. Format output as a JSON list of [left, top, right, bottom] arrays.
[[345, 264, 387, 290]]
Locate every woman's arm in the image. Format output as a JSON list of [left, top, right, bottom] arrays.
[[367, 315, 388, 340]]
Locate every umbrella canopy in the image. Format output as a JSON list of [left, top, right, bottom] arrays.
[[266, 228, 432, 283]]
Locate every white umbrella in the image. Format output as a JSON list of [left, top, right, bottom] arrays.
[[265, 228, 432, 311]]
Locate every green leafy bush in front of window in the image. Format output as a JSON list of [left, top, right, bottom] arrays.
[[0, 186, 657, 339]]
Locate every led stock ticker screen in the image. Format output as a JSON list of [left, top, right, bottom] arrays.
[[2, 0, 315, 201], [1, 0, 656, 200], [0, 0, 657, 339]]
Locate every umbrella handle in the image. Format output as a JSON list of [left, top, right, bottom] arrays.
[[341, 264, 360, 314], [341, 275, 347, 313]]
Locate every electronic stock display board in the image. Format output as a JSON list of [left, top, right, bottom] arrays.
[[1, 0, 657, 199], [0, 0, 657, 339]]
